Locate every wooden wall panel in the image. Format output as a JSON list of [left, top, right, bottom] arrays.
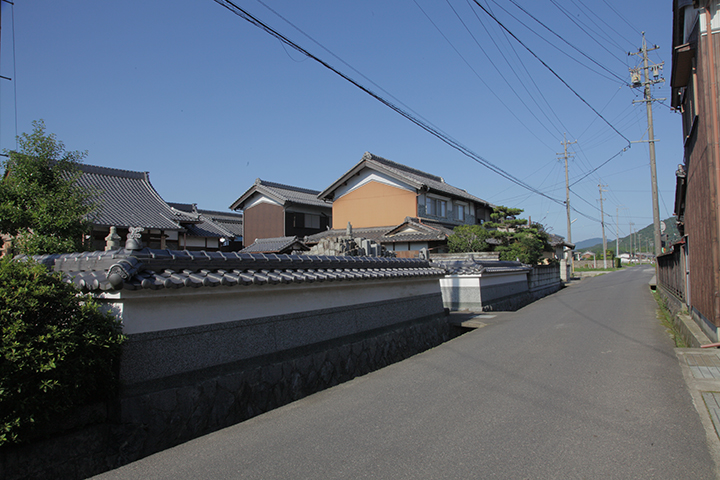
[[244, 202, 284, 243]]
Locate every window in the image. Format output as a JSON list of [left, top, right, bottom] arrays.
[[306, 214, 320, 229], [427, 198, 446, 217], [457, 204, 465, 222]]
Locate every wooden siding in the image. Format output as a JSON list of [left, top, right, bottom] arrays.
[[243, 202, 284, 243], [332, 181, 417, 229], [683, 26, 720, 327]]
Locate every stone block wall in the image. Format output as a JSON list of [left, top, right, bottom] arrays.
[[1, 299, 455, 480]]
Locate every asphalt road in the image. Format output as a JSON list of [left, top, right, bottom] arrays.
[[94, 267, 717, 479]]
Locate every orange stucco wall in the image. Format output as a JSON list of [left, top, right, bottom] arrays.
[[332, 181, 416, 229]]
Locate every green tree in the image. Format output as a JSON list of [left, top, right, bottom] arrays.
[[485, 206, 550, 264], [448, 224, 492, 253], [0, 120, 96, 255]]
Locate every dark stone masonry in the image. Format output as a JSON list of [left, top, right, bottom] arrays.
[[1, 312, 457, 480]]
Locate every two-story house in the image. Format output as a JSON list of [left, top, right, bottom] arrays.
[[313, 152, 495, 254], [229, 178, 332, 247], [670, 0, 720, 341]]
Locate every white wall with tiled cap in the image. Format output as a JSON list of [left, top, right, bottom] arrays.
[[100, 276, 440, 335]]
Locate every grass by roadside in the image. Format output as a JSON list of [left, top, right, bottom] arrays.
[[653, 291, 689, 348]]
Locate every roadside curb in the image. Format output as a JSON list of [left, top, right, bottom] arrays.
[[676, 348, 720, 476]]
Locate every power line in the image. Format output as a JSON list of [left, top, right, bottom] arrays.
[[211, 0, 566, 205], [471, 0, 632, 146], [548, 0, 628, 63], [502, 0, 628, 84], [413, 0, 559, 147]]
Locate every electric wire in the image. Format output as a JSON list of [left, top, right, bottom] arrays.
[[211, 0, 566, 205], [570, 0, 638, 49], [471, 0, 632, 147], [502, 0, 628, 84], [415, 0, 559, 147], [253, 0, 437, 133], [444, 0, 565, 139], [548, 0, 629, 63], [477, 1, 570, 136]]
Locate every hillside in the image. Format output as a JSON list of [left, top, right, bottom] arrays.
[[581, 217, 680, 255], [574, 237, 603, 250]]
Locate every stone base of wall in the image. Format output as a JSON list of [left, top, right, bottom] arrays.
[[656, 285, 713, 347], [0, 313, 459, 480]]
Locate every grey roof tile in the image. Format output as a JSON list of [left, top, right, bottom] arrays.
[[320, 152, 493, 207], [75, 164, 186, 230], [39, 248, 444, 292], [230, 178, 331, 210], [241, 236, 309, 254]]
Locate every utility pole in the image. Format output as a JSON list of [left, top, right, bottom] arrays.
[[630, 32, 664, 259], [599, 184, 608, 268], [630, 222, 635, 261], [616, 209, 620, 259], [558, 133, 577, 270]]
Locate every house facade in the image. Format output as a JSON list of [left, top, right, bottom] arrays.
[[670, 0, 720, 339], [229, 179, 332, 245], [315, 152, 495, 254], [74, 164, 241, 252]]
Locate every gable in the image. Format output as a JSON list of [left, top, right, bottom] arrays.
[[332, 167, 416, 201]]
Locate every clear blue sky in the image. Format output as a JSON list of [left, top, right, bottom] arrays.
[[0, 1, 680, 244]]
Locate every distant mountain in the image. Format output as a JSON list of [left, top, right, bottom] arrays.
[[574, 237, 603, 250], [580, 217, 680, 255]]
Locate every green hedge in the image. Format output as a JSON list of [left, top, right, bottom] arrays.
[[0, 257, 124, 446]]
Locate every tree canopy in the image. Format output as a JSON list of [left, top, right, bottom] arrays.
[[0, 120, 96, 255], [447, 206, 551, 264]]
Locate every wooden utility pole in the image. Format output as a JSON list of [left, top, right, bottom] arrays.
[[558, 133, 577, 270], [599, 184, 608, 268], [630, 32, 664, 258]]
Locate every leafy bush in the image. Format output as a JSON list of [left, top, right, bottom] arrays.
[[448, 225, 492, 253], [0, 257, 124, 446]]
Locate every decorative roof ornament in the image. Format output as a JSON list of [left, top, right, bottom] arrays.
[[125, 227, 144, 251], [105, 226, 121, 251]]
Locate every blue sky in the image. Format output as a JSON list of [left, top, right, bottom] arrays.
[[0, 1, 679, 244]]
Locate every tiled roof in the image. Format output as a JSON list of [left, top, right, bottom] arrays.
[[241, 236, 309, 254], [382, 217, 452, 243], [547, 233, 574, 249], [305, 219, 456, 245], [168, 203, 243, 239], [305, 226, 393, 245], [229, 178, 331, 210], [198, 209, 243, 237], [74, 164, 188, 230], [319, 152, 493, 207], [431, 257, 531, 275], [29, 248, 445, 292]]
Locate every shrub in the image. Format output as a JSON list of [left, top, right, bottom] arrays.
[[0, 257, 124, 446], [448, 224, 492, 253]]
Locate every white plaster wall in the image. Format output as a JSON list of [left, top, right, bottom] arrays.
[[480, 271, 529, 286], [101, 277, 441, 334], [245, 194, 282, 209], [333, 169, 415, 200]]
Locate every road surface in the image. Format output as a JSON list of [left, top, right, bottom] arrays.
[[95, 266, 717, 479]]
